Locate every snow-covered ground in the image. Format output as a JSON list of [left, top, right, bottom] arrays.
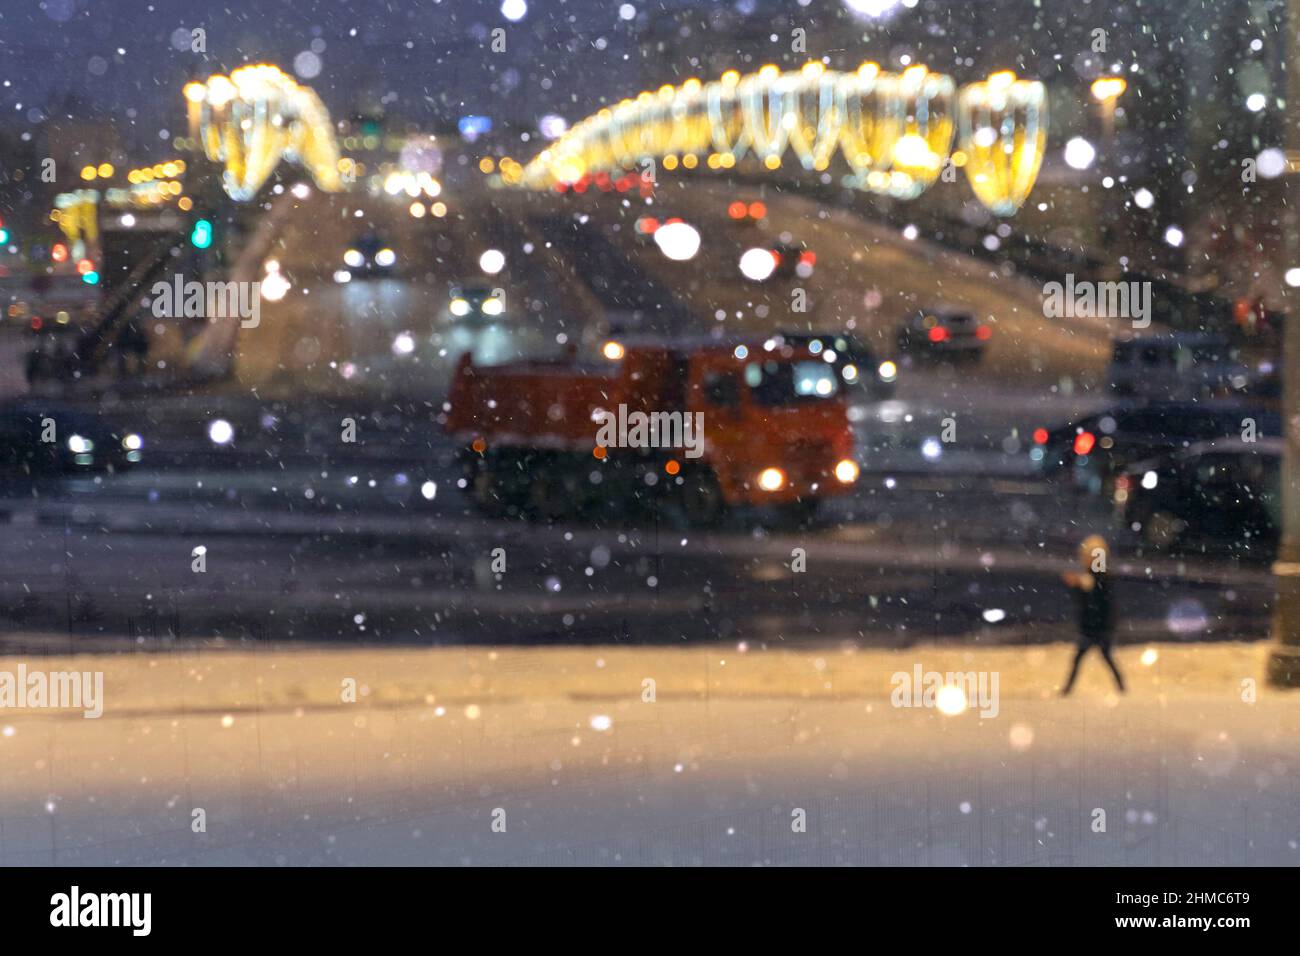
[[0, 639, 1295, 866]]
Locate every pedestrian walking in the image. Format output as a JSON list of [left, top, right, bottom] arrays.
[[1060, 534, 1125, 695]]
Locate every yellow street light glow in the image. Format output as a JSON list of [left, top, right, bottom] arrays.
[[1090, 76, 1127, 101], [80, 166, 97, 181], [97, 163, 114, 178], [834, 459, 860, 484], [758, 467, 786, 492], [602, 340, 626, 361], [183, 82, 207, 103]]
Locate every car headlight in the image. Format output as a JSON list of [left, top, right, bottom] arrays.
[[122, 433, 143, 451], [481, 296, 504, 316], [834, 459, 859, 484], [343, 249, 364, 268], [374, 248, 396, 268], [449, 298, 471, 317], [878, 360, 898, 382], [758, 467, 786, 492], [67, 434, 92, 453]]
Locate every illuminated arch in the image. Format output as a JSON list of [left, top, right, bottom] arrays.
[[187, 65, 343, 201], [519, 63, 1048, 216]]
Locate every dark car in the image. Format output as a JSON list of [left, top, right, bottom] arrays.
[[1113, 438, 1281, 558], [768, 241, 816, 281], [1031, 400, 1279, 495], [342, 234, 397, 277], [446, 282, 506, 322], [774, 331, 897, 402], [896, 307, 990, 361], [0, 400, 145, 479]]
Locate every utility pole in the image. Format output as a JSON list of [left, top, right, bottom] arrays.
[[1267, 2, 1300, 686]]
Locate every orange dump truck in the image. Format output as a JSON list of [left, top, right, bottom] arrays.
[[444, 338, 859, 524]]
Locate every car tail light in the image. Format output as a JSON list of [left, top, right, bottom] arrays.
[[1032, 427, 1049, 445], [728, 201, 747, 219], [975, 325, 992, 340], [928, 326, 949, 343], [798, 251, 816, 266], [748, 201, 766, 219], [1073, 431, 1096, 456]]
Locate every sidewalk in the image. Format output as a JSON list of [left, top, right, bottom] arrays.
[[1, 639, 1294, 866]]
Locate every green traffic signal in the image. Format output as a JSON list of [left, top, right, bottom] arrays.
[[190, 219, 213, 249], [0, 228, 9, 244]]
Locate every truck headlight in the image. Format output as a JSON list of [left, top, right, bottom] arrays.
[[122, 433, 143, 451], [67, 434, 92, 453], [758, 467, 785, 492], [449, 298, 471, 317], [878, 360, 898, 382], [834, 459, 859, 484]]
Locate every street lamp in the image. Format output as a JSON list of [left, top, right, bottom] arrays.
[[1090, 75, 1127, 141], [1268, 1, 1300, 686]]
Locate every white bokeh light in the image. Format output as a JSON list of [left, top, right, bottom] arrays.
[[739, 247, 777, 281], [208, 419, 234, 445], [479, 249, 506, 274], [653, 221, 701, 261], [1063, 137, 1096, 170]]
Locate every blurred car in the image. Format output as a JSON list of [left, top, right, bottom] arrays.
[[0, 400, 144, 478], [1108, 332, 1250, 400], [726, 199, 767, 225], [1031, 400, 1279, 495], [773, 331, 897, 402], [769, 241, 815, 281], [446, 282, 506, 321], [342, 234, 397, 278], [896, 308, 990, 361], [1113, 437, 1281, 557]]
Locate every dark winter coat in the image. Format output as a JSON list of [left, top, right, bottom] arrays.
[[1072, 572, 1113, 642]]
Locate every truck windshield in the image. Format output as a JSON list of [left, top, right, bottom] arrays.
[[745, 360, 840, 405]]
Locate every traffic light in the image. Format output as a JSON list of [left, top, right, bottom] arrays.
[[0, 227, 9, 245], [190, 218, 213, 249]]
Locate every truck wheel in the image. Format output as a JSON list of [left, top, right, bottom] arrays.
[[528, 466, 574, 523], [680, 469, 725, 527], [470, 466, 508, 518]]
